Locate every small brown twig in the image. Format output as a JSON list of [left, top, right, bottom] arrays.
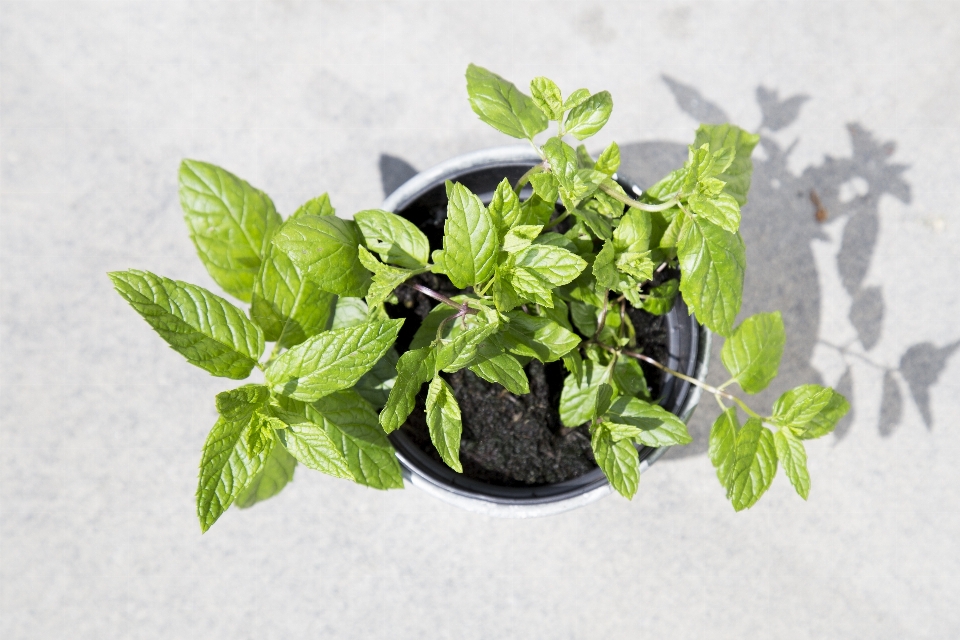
[[810, 189, 828, 223]]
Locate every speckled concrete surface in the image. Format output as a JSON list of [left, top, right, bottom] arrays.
[[2, 2, 959, 638]]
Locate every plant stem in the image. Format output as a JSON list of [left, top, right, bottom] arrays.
[[543, 209, 570, 231], [410, 283, 478, 315], [599, 184, 679, 212], [515, 162, 545, 194], [593, 289, 610, 338]]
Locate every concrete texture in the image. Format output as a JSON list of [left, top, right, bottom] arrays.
[[2, 1, 959, 638]]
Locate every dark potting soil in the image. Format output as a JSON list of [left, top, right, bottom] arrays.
[[385, 271, 672, 487]]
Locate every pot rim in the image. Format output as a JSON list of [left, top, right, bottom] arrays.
[[381, 145, 711, 518]]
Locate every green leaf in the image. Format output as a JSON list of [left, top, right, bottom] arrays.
[[469, 342, 530, 395], [272, 215, 370, 297], [677, 215, 745, 337], [109, 270, 263, 379], [380, 347, 437, 433], [437, 182, 497, 288], [642, 279, 679, 316], [595, 142, 620, 175], [436, 309, 501, 373], [560, 360, 608, 427], [530, 76, 564, 120], [645, 168, 685, 201], [277, 411, 354, 480], [727, 419, 777, 511], [309, 391, 403, 489], [774, 428, 810, 500], [465, 64, 548, 140], [563, 88, 591, 111], [502, 311, 581, 362], [251, 217, 334, 348], [616, 251, 654, 282], [572, 207, 612, 240], [530, 172, 560, 204], [771, 385, 850, 439], [354, 209, 430, 269], [543, 137, 579, 191], [357, 246, 416, 308], [591, 425, 640, 499], [409, 302, 460, 350], [593, 240, 618, 290], [576, 144, 595, 169], [426, 377, 463, 472], [613, 210, 651, 254], [520, 192, 557, 227], [355, 347, 399, 407], [693, 124, 760, 206], [612, 356, 649, 399], [489, 178, 522, 234], [605, 396, 691, 447], [721, 311, 786, 394], [265, 320, 403, 402], [503, 225, 543, 253], [292, 193, 335, 218], [330, 297, 369, 329], [688, 192, 741, 234], [178, 160, 281, 302], [235, 444, 297, 509], [709, 408, 738, 488], [514, 244, 587, 286], [564, 91, 613, 140]]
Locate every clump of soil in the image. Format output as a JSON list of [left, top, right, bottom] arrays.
[[386, 272, 671, 487]]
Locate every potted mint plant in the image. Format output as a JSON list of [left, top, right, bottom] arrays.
[[109, 65, 848, 531]]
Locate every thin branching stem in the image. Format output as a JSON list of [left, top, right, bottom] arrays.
[[599, 184, 679, 212], [514, 162, 546, 194], [410, 284, 478, 315]]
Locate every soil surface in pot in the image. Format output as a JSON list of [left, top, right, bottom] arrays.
[[386, 271, 671, 487]]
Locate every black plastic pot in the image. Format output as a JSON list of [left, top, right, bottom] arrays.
[[381, 147, 710, 517]]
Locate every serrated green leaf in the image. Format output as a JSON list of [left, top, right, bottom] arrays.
[[503, 225, 543, 253], [530, 76, 564, 120], [645, 168, 686, 201], [595, 142, 620, 175], [612, 355, 650, 399], [585, 179, 626, 218], [576, 144, 595, 170], [659, 208, 685, 249], [564, 91, 613, 141], [426, 377, 463, 472], [613, 210, 651, 254], [693, 124, 760, 206], [771, 385, 850, 439], [563, 88, 591, 111], [514, 244, 587, 286], [677, 214, 745, 337], [309, 391, 403, 489], [278, 411, 354, 480], [354, 209, 430, 269], [244, 411, 279, 457], [642, 279, 679, 315], [272, 215, 370, 297], [489, 178, 522, 234], [265, 320, 403, 402], [379, 347, 437, 433], [330, 297, 368, 329], [109, 270, 263, 379], [709, 408, 738, 487], [506, 267, 553, 307], [774, 428, 810, 499], [592, 425, 640, 499], [502, 311, 580, 362], [530, 171, 560, 204], [436, 310, 500, 373], [520, 192, 557, 227], [560, 360, 608, 427], [355, 347, 399, 407], [616, 251, 655, 282], [688, 192, 741, 234], [727, 419, 777, 511], [469, 342, 530, 395], [292, 193, 335, 219], [357, 246, 416, 307], [466, 64, 548, 140], [251, 216, 334, 348], [409, 302, 460, 350], [178, 160, 281, 302], [235, 444, 297, 509], [572, 207, 612, 239], [543, 137, 579, 191], [438, 182, 497, 288], [721, 311, 786, 394], [605, 396, 691, 447], [593, 240, 618, 290], [596, 383, 614, 417]]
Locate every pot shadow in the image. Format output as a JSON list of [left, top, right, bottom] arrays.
[[378, 75, 958, 460]]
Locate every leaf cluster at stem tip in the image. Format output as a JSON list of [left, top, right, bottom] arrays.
[[108, 65, 849, 530]]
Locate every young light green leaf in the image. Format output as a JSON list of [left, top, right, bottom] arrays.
[[612, 356, 650, 399], [595, 142, 621, 175], [426, 377, 463, 472], [506, 267, 553, 307], [543, 137, 579, 191], [605, 396, 692, 447], [645, 168, 686, 201], [272, 215, 370, 297], [178, 160, 281, 302], [616, 251, 655, 282], [514, 244, 588, 286], [727, 419, 777, 511], [489, 177, 522, 233], [265, 320, 403, 402], [330, 297, 369, 329], [469, 342, 530, 395], [251, 217, 334, 348], [309, 391, 403, 489], [563, 88, 591, 111], [576, 144, 595, 169], [520, 192, 557, 227], [438, 182, 497, 288], [357, 246, 417, 307], [774, 428, 810, 500], [709, 408, 738, 488], [292, 193, 335, 218], [593, 240, 618, 290], [502, 310, 581, 362], [234, 444, 297, 509], [503, 225, 543, 253], [355, 347, 399, 407], [688, 192, 742, 234], [436, 310, 500, 373], [771, 385, 850, 439], [278, 412, 354, 480], [693, 124, 760, 206], [530, 76, 564, 120], [677, 214, 746, 337], [642, 279, 679, 316], [560, 360, 608, 427], [465, 64, 548, 140], [572, 207, 613, 240], [564, 91, 613, 140], [614, 210, 652, 254], [354, 209, 430, 269], [721, 311, 786, 394], [529, 172, 560, 206], [380, 347, 438, 433], [109, 270, 264, 379], [591, 425, 640, 499]]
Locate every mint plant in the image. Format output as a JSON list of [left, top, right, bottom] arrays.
[[110, 64, 848, 532]]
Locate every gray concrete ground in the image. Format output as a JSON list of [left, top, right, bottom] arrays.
[[3, 1, 960, 638]]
